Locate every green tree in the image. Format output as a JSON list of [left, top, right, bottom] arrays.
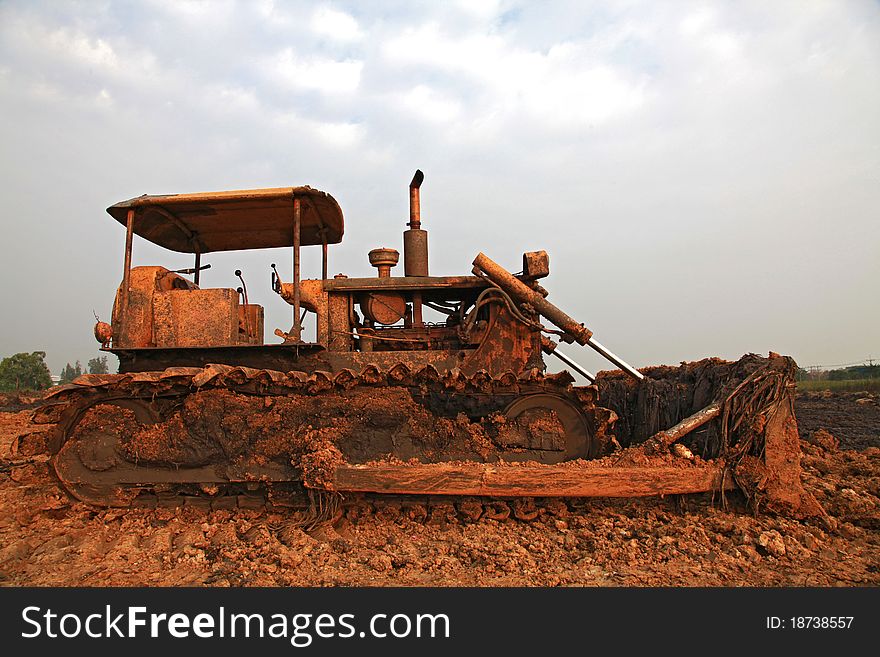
[[828, 364, 880, 381], [0, 351, 53, 391], [59, 361, 83, 384], [87, 356, 109, 374]]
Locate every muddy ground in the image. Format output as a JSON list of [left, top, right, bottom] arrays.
[[0, 390, 877, 586]]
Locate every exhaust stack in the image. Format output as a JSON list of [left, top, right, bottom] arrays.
[[404, 169, 427, 326], [403, 169, 428, 277]]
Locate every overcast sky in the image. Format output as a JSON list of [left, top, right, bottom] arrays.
[[1, 0, 878, 377]]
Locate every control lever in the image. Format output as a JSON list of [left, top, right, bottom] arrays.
[[270, 263, 283, 294], [235, 270, 252, 340], [171, 264, 211, 275], [235, 269, 249, 307]]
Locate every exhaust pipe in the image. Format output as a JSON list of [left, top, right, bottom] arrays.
[[404, 169, 427, 277], [404, 170, 427, 326]]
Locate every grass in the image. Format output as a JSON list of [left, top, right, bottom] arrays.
[[797, 378, 880, 393]]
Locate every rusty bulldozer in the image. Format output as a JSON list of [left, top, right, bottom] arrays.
[[22, 171, 825, 522]]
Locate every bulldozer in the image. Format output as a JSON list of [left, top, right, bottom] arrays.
[[26, 171, 825, 522]]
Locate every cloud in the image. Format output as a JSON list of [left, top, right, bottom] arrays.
[[313, 120, 363, 147], [382, 22, 647, 129], [679, 7, 715, 37], [310, 6, 363, 42], [146, 0, 236, 24], [273, 49, 363, 93], [398, 85, 462, 123], [0, 0, 878, 374], [47, 28, 120, 71], [453, 0, 501, 20]]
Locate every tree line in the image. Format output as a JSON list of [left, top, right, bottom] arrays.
[[58, 356, 109, 383], [798, 364, 880, 381], [0, 352, 110, 392], [826, 364, 880, 381]]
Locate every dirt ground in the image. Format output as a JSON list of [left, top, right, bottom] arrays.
[[0, 390, 877, 587]]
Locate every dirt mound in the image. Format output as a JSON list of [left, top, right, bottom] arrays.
[[598, 354, 825, 521], [597, 353, 785, 456], [0, 391, 47, 413]]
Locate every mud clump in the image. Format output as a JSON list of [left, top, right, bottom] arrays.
[[0, 391, 47, 413], [598, 353, 786, 457], [757, 530, 786, 557], [599, 354, 825, 521], [808, 429, 839, 453], [299, 428, 344, 490]]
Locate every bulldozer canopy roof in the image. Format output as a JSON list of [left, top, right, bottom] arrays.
[[106, 186, 344, 253]]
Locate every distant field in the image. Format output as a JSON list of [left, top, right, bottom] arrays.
[[797, 379, 880, 393]]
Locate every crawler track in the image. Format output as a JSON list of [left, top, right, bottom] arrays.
[[28, 363, 614, 508]]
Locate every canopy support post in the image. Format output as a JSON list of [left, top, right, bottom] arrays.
[[291, 195, 302, 342], [313, 206, 328, 281], [121, 209, 135, 316], [193, 251, 201, 285]]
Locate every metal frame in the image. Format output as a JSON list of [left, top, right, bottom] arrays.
[[291, 195, 302, 341], [122, 209, 135, 318]]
